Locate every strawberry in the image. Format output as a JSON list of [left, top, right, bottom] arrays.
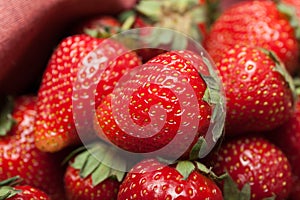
[[34, 34, 141, 152], [118, 158, 223, 200], [214, 44, 295, 135], [207, 136, 292, 200], [95, 50, 225, 159], [0, 96, 65, 200], [64, 143, 126, 200], [0, 177, 50, 200], [269, 94, 300, 178], [204, 0, 300, 75]]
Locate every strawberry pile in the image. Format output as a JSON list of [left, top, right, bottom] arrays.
[[1, 0, 300, 199]]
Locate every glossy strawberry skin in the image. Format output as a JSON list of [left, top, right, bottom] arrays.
[[7, 185, 50, 200], [34, 34, 141, 152], [215, 44, 294, 135], [0, 96, 65, 200], [204, 0, 299, 75], [95, 50, 213, 158], [64, 165, 120, 200], [118, 159, 223, 200], [208, 136, 292, 200]]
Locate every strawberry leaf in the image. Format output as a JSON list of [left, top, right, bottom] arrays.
[[0, 186, 20, 200], [223, 174, 251, 200], [0, 96, 15, 136], [189, 136, 207, 160], [176, 161, 195, 180], [91, 162, 110, 186]]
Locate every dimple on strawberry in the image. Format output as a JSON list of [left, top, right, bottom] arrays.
[[206, 136, 292, 200], [203, 0, 300, 75], [118, 158, 223, 200], [0, 96, 65, 200], [34, 34, 141, 153], [214, 44, 296, 136], [95, 49, 225, 159]]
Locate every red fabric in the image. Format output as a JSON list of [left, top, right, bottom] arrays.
[[0, 0, 135, 94]]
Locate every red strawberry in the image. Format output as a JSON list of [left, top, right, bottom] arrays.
[[0, 177, 50, 200], [269, 95, 300, 178], [95, 50, 225, 159], [215, 44, 295, 135], [34, 34, 141, 152], [207, 136, 292, 200], [204, 0, 300, 75], [64, 143, 126, 200], [118, 159, 223, 200], [0, 96, 65, 200]]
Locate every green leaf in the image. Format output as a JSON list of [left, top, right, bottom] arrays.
[[135, 0, 162, 21], [80, 154, 101, 178], [62, 146, 87, 166], [0, 186, 20, 200], [239, 183, 251, 200], [263, 196, 276, 200], [223, 174, 251, 200], [71, 150, 91, 170], [91, 163, 110, 186], [0, 96, 16, 136], [0, 176, 22, 187], [176, 161, 195, 180], [189, 136, 207, 160]]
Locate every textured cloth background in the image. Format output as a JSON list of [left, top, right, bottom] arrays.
[[0, 0, 135, 94]]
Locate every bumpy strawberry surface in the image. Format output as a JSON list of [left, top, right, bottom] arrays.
[[214, 44, 295, 135], [95, 50, 218, 158], [64, 165, 120, 200], [5, 185, 50, 200], [118, 159, 223, 200], [35, 34, 141, 152], [208, 136, 292, 200], [0, 96, 65, 200], [270, 97, 300, 178], [204, 0, 300, 75]]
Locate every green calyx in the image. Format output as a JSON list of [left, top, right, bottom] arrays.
[[70, 142, 127, 186], [0, 96, 16, 137], [277, 2, 300, 40], [134, 0, 207, 42], [0, 176, 22, 200], [223, 173, 276, 200], [175, 160, 226, 181]]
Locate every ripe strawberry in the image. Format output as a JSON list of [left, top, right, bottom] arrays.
[[64, 143, 126, 200], [95, 50, 225, 159], [215, 44, 295, 135], [118, 159, 223, 200], [207, 136, 292, 200], [204, 0, 300, 75], [0, 177, 50, 200], [0, 96, 65, 200], [269, 95, 300, 178], [34, 34, 141, 152]]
